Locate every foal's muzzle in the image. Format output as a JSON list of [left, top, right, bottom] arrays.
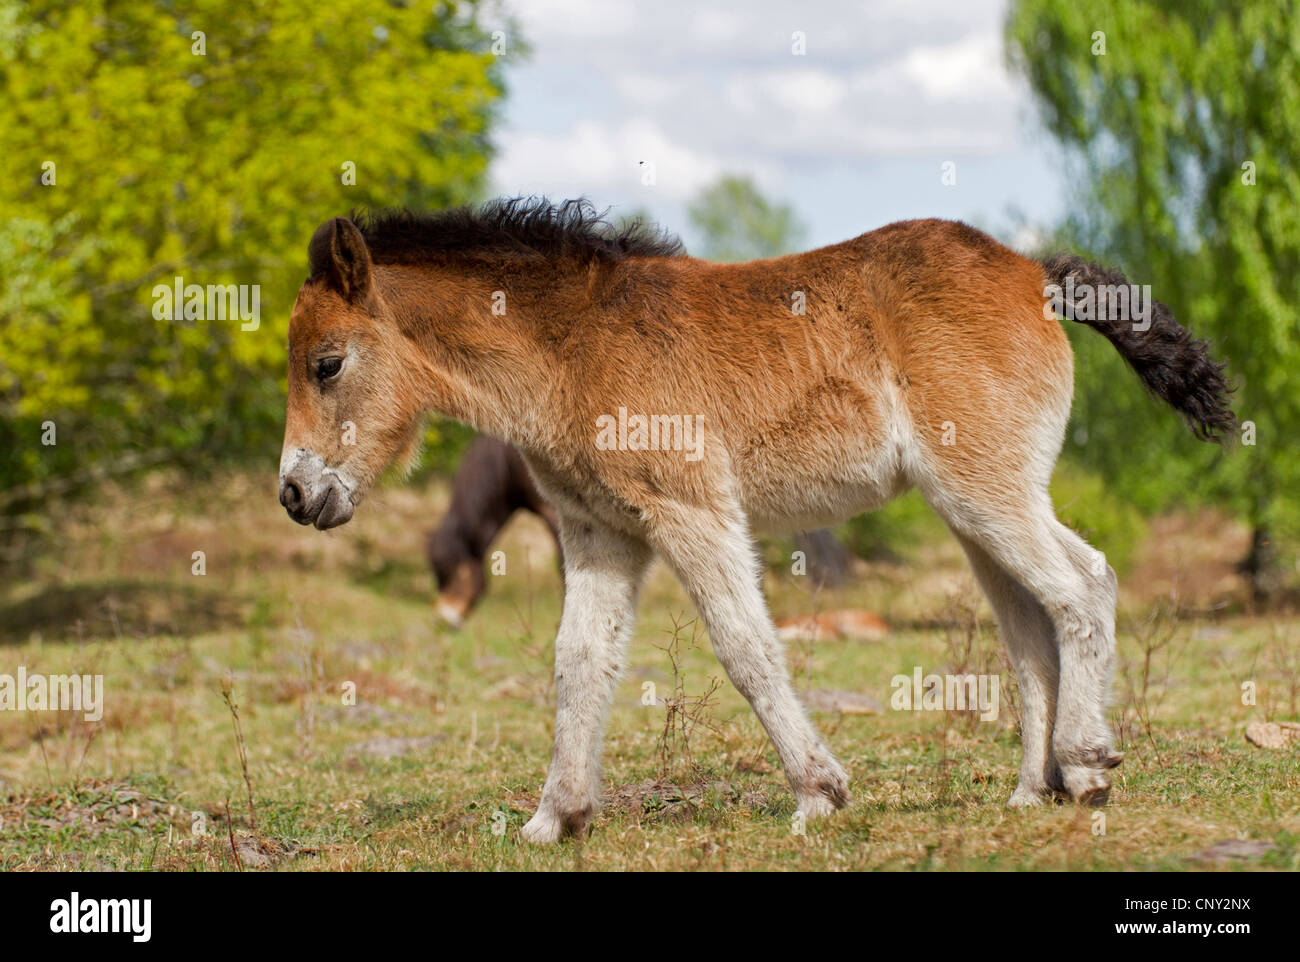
[[279, 449, 356, 530]]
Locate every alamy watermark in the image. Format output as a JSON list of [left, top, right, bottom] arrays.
[[1044, 276, 1152, 331], [152, 275, 260, 330], [595, 406, 705, 462], [0, 667, 103, 721], [50, 893, 150, 942], [890, 666, 999, 721]]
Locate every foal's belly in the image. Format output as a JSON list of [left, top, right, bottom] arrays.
[[729, 370, 909, 533], [742, 469, 909, 533], [736, 433, 909, 534]]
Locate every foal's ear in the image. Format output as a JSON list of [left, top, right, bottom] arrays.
[[308, 217, 373, 302]]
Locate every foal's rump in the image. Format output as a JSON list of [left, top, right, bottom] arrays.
[[859, 220, 1234, 533], [866, 221, 1078, 498]]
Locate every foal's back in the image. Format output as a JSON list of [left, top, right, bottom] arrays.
[[565, 218, 1070, 532]]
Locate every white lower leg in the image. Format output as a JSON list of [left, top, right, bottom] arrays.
[[1046, 539, 1122, 803], [522, 520, 649, 843]]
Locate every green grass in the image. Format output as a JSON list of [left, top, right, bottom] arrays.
[[0, 472, 1297, 871]]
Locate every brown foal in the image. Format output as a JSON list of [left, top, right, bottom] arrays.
[[279, 198, 1233, 842]]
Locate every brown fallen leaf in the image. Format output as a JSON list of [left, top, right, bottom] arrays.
[[1245, 720, 1300, 750], [776, 609, 889, 643]]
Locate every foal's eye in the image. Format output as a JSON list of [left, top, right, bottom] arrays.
[[316, 356, 343, 381]]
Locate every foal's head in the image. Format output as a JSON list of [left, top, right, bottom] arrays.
[[279, 217, 426, 529]]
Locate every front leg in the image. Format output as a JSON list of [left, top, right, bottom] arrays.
[[521, 516, 651, 843]]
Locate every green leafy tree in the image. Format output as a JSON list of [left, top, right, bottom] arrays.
[[1007, 0, 1300, 587], [0, 0, 508, 558], [687, 175, 807, 262]]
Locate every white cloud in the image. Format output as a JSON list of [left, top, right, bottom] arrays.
[[614, 74, 684, 108], [686, 8, 750, 49], [723, 79, 759, 115], [493, 118, 727, 201], [506, 0, 641, 42], [755, 69, 848, 113], [901, 31, 1014, 103]]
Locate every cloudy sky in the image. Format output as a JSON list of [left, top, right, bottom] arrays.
[[483, 0, 1064, 254]]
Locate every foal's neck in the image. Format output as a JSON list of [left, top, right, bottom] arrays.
[[377, 258, 576, 451]]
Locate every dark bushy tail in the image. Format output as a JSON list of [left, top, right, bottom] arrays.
[[1041, 254, 1236, 442]]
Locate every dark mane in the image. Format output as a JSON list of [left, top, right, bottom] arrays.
[[338, 197, 684, 268]]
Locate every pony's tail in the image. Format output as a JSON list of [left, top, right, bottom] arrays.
[[1041, 253, 1236, 443]]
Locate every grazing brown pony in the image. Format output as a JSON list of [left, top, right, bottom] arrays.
[[279, 198, 1234, 843], [426, 435, 561, 628]]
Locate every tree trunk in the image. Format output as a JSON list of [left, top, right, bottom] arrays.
[[1237, 524, 1278, 607]]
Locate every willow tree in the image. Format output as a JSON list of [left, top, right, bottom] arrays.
[[1007, 0, 1300, 591]]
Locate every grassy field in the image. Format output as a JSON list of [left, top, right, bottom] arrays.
[[1, 472, 1297, 871]]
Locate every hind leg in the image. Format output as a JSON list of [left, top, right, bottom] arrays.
[[954, 534, 1064, 806], [933, 493, 1121, 805], [1045, 523, 1122, 803]]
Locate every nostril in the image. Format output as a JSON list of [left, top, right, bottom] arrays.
[[281, 479, 303, 511]]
